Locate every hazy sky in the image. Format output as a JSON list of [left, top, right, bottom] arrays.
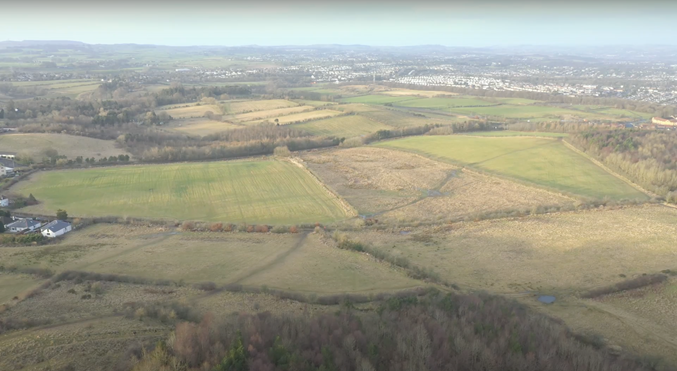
[[2, 0, 677, 46]]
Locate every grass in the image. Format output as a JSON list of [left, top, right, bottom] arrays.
[[444, 105, 607, 119], [462, 131, 569, 137], [350, 205, 677, 293], [11, 160, 352, 224], [159, 104, 222, 119], [231, 105, 314, 122], [345, 205, 677, 364], [240, 233, 420, 293], [0, 273, 43, 304], [341, 95, 421, 105], [245, 110, 343, 125], [169, 118, 242, 136], [380, 89, 458, 97], [293, 115, 393, 138], [359, 108, 440, 128], [222, 99, 299, 114], [0, 225, 420, 294], [396, 97, 496, 108], [0, 133, 129, 161], [376, 135, 647, 200]]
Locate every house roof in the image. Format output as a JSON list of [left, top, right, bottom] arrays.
[[7, 219, 41, 229], [42, 220, 71, 233], [0, 158, 15, 168]]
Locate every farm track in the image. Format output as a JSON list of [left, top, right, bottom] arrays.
[[0, 315, 124, 343], [561, 140, 659, 199], [584, 300, 677, 351], [230, 232, 309, 284], [69, 233, 176, 272]]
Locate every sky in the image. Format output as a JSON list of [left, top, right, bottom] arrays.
[[2, 0, 677, 47]]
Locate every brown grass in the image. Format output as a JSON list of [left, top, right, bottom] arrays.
[[231, 105, 315, 122], [302, 147, 456, 214], [244, 109, 343, 125], [380, 169, 572, 223]]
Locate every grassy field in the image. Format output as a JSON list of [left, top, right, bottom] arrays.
[[302, 147, 456, 215], [168, 118, 242, 136], [159, 103, 222, 119], [341, 95, 421, 105], [11, 160, 352, 224], [222, 99, 299, 114], [231, 105, 314, 122], [0, 224, 419, 294], [380, 89, 458, 97], [245, 109, 343, 125], [463, 131, 569, 137], [396, 97, 496, 108], [347, 205, 677, 362], [0, 133, 129, 160], [303, 147, 570, 217], [359, 108, 443, 128], [293, 115, 392, 138], [376, 136, 647, 200]]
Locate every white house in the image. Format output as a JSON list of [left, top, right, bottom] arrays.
[[6, 218, 42, 233], [0, 196, 8, 207], [41, 220, 72, 238], [0, 166, 13, 177]]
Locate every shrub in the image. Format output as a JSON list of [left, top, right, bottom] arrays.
[[581, 274, 668, 299], [246, 225, 255, 233], [181, 221, 195, 231], [209, 223, 223, 232], [289, 225, 299, 233], [254, 225, 269, 233], [194, 282, 217, 291], [273, 145, 292, 157], [271, 225, 289, 234]]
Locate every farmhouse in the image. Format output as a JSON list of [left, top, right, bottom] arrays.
[[41, 220, 72, 238], [6, 218, 42, 233], [0, 166, 13, 177], [0, 195, 8, 207]]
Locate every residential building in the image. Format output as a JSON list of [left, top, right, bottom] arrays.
[[41, 220, 72, 238], [0, 166, 13, 177], [6, 218, 42, 233]]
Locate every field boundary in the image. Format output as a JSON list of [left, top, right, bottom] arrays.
[[287, 157, 358, 218], [375, 144, 584, 201], [561, 139, 659, 199]]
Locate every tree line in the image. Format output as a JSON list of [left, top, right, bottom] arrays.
[[569, 130, 677, 201], [128, 290, 666, 371]]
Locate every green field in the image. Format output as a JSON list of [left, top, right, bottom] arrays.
[[376, 136, 647, 200], [463, 131, 569, 137], [342, 95, 421, 105], [293, 115, 392, 138], [11, 160, 351, 224], [396, 97, 496, 108]]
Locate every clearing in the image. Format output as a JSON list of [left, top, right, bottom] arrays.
[[293, 115, 393, 138], [168, 118, 241, 136], [302, 147, 569, 218], [231, 105, 315, 122], [221, 99, 299, 114], [0, 133, 129, 161], [0, 224, 420, 294], [244, 109, 343, 125], [11, 159, 352, 224], [376, 135, 647, 200]]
